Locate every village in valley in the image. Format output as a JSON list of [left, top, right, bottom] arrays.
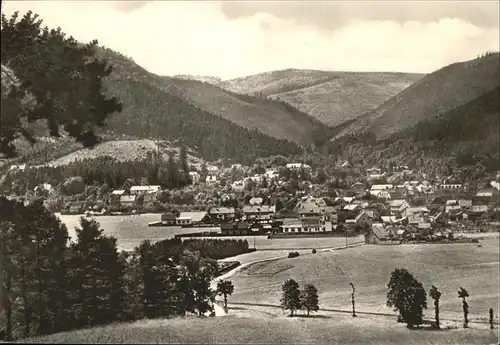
[[12, 157, 497, 245], [1, 1, 499, 343]]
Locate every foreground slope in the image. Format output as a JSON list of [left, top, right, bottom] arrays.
[[220, 69, 424, 126], [334, 53, 500, 140], [25, 315, 497, 344]]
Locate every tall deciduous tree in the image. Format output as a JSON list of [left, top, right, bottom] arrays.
[[1, 11, 122, 157], [217, 280, 234, 311], [280, 279, 301, 317], [386, 268, 427, 328], [300, 284, 319, 316]]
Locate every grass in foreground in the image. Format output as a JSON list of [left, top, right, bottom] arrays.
[[24, 314, 498, 344]]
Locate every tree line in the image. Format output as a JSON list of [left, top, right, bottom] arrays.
[[1, 149, 193, 195], [0, 197, 246, 340]]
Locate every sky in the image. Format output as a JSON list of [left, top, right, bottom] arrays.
[[2, 1, 499, 80]]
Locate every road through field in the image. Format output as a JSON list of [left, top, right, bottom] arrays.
[[210, 241, 366, 316]]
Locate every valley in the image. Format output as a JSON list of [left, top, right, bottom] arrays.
[[1, 5, 499, 345]]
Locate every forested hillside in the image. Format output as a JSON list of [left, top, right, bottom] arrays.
[[82, 47, 310, 163], [333, 53, 500, 139], [328, 86, 500, 180], [160, 77, 325, 146], [103, 75, 302, 163]]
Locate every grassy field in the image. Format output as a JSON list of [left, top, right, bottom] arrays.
[[24, 313, 498, 344], [228, 238, 500, 322]]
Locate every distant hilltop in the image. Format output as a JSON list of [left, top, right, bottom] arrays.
[[173, 74, 223, 85]]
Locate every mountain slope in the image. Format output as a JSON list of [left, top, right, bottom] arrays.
[[270, 72, 423, 126], [219, 69, 424, 127], [332, 86, 500, 178], [333, 53, 500, 140], [97, 49, 326, 147], [219, 68, 337, 96], [160, 77, 325, 146], [88, 48, 304, 163]]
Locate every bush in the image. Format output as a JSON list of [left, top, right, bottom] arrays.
[[288, 251, 300, 258]]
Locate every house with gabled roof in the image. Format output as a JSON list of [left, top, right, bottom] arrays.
[[242, 205, 276, 221], [176, 211, 210, 226], [365, 223, 389, 244], [387, 199, 409, 215], [209, 207, 236, 222], [346, 211, 371, 227], [120, 195, 136, 209]]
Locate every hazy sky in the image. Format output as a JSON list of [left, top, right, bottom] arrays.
[[3, 1, 499, 79]]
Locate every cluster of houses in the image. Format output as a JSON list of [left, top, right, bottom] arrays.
[[186, 162, 312, 193], [110, 180, 161, 209]]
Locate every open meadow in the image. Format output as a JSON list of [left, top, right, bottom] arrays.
[[24, 313, 498, 344], [58, 214, 364, 252], [228, 238, 500, 323]]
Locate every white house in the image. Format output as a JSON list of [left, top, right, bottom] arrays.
[[130, 185, 161, 195], [205, 175, 218, 184], [491, 181, 500, 191], [286, 163, 312, 171], [120, 195, 136, 208], [387, 199, 410, 215], [9, 164, 27, 171], [189, 171, 201, 184], [265, 169, 279, 180], [471, 205, 488, 213], [231, 180, 245, 193]]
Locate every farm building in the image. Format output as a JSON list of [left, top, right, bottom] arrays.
[[176, 211, 210, 227]]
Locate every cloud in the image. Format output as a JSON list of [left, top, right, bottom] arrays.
[[2, 1, 499, 79], [112, 1, 150, 13], [222, 1, 500, 30]]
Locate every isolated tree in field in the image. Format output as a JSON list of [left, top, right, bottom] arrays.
[[280, 279, 301, 316], [386, 268, 427, 328], [349, 282, 357, 317], [429, 285, 442, 329], [217, 280, 234, 311], [1, 11, 122, 157], [300, 284, 319, 316], [458, 287, 470, 328]]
